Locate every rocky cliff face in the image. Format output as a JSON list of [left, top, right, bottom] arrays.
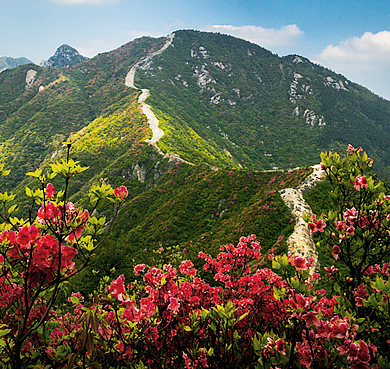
[[39, 44, 87, 68]]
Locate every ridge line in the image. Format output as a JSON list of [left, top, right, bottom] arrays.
[[125, 33, 194, 165]]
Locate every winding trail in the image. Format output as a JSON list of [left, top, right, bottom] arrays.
[[125, 34, 173, 149], [125, 33, 193, 165], [279, 164, 326, 271], [125, 34, 326, 268]]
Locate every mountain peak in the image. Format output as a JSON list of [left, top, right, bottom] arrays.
[[39, 44, 88, 68], [0, 56, 33, 73]]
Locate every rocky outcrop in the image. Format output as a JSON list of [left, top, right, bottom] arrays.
[[25, 69, 37, 89], [39, 44, 87, 68], [280, 164, 326, 271]]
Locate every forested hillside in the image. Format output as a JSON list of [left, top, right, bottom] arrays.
[[1, 30, 390, 285], [136, 30, 390, 175]]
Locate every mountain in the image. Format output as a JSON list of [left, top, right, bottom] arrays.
[[0, 56, 33, 73], [2, 30, 390, 186], [1, 30, 390, 289], [135, 30, 390, 175], [39, 44, 88, 68]]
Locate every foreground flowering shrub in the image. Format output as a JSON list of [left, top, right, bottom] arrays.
[[0, 144, 128, 369], [0, 145, 389, 368], [306, 146, 390, 362]]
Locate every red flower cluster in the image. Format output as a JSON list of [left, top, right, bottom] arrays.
[[114, 185, 129, 200], [308, 214, 326, 233], [354, 175, 368, 191]]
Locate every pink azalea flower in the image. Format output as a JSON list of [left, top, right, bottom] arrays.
[[291, 255, 310, 271], [333, 245, 341, 260], [308, 214, 326, 233], [110, 274, 126, 301], [302, 311, 320, 328], [134, 264, 146, 276], [114, 186, 128, 200], [46, 183, 55, 198], [354, 175, 368, 191], [275, 338, 286, 355], [168, 297, 180, 314]]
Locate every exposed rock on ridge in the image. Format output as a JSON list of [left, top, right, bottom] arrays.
[[25, 69, 37, 89], [39, 44, 87, 68]]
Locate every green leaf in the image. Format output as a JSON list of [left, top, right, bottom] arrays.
[[333, 282, 341, 293], [26, 168, 42, 178], [70, 296, 80, 304], [0, 328, 11, 337], [7, 204, 17, 215], [272, 260, 280, 270], [25, 187, 33, 197], [161, 276, 166, 286]]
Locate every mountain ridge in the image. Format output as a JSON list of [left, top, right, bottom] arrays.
[[0, 56, 33, 73], [133, 30, 390, 176], [1, 30, 390, 287], [2, 30, 390, 187]]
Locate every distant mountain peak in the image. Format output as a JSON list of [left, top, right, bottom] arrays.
[[39, 44, 88, 68], [0, 56, 33, 73]]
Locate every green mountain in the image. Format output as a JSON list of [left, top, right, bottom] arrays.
[[1, 30, 390, 288], [0, 56, 33, 73], [135, 30, 390, 175]]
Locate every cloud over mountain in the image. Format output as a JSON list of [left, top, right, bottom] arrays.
[[314, 30, 390, 100], [316, 30, 390, 70], [205, 24, 304, 49]]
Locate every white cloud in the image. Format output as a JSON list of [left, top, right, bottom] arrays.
[[315, 30, 390, 100], [75, 39, 115, 58], [205, 24, 304, 49], [316, 31, 390, 70], [51, 0, 117, 5]]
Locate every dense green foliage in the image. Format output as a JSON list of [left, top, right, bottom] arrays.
[[1, 147, 390, 368], [0, 36, 166, 190], [77, 164, 312, 292], [2, 30, 390, 295], [137, 30, 390, 176]]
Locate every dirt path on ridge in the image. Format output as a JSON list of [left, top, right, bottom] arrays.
[[125, 35, 326, 268], [125, 33, 193, 164], [279, 164, 326, 271]]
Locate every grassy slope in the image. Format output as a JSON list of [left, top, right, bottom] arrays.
[[0, 36, 167, 191], [73, 163, 312, 293]]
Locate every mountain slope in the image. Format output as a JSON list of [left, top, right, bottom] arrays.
[[2, 30, 390, 290], [2, 30, 390, 187], [0, 36, 166, 190], [136, 30, 390, 176]]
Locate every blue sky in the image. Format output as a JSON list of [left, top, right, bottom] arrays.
[[2, 0, 390, 100]]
